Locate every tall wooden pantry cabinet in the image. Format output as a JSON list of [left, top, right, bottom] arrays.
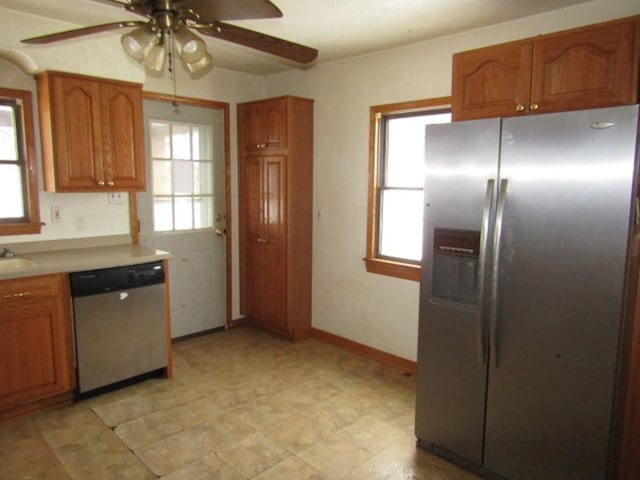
[[237, 96, 313, 340]]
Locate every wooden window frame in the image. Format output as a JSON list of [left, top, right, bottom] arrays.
[[0, 88, 41, 236], [364, 97, 451, 281]]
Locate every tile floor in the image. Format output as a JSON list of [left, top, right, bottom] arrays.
[[0, 326, 480, 479]]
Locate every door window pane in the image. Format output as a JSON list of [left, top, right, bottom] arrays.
[[150, 122, 170, 159], [174, 197, 194, 230], [152, 160, 172, 195], [149, 119, 215, 232], [153, 197, 173, 232]]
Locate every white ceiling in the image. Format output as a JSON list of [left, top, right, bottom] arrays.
[[0, 0, 592, 75]]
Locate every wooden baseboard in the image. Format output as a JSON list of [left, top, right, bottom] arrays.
[[311, 328, 417, 373]]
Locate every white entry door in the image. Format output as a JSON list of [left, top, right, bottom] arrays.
[[138, 99, 227, 338]]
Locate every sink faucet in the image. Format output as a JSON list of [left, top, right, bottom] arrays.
[[0, 247, 16, 258]]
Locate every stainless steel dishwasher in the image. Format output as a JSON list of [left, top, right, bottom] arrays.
[[69, 261, 167, 397]]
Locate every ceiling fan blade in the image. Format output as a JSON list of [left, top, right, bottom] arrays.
[[178, 0, 283, 21], [196, 21, 317, 64], [91, 0, 154, 18], [21, 21, 146, 44]]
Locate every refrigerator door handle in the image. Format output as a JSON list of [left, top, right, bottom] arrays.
[[475, 178, 495, 365], [490, 178, 509, 368]]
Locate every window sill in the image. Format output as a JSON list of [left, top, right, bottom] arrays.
[[0, 222, 43, 236], [364, 257, 420, 281]]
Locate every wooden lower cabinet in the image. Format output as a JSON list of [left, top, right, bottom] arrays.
[[0, 274, 74, 419], [238, 96, 313, 340]]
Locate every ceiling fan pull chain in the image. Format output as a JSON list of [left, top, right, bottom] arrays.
[[168, 30, 179, 107]]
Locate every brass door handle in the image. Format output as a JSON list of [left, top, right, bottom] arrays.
[[530, 103, 540, 111], [215, 228, 227, 237], [515, 104, 525, 113]]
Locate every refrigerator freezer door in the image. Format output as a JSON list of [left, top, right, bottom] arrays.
[[416, 118, 500, 464], [483, 105, 639, 479]]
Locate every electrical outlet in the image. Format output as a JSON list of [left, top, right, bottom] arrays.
[[108, 192, 124, 204], [51, 205, 62, 223]]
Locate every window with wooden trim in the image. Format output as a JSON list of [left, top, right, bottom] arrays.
[[0, 88, 40, 235], [365, 97, 451, 281]]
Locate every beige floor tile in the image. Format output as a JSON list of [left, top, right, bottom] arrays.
[[261, 411, 328, 454], [114, 409, 183, 450], [159, 453, 243, 480], [254, 456, 329, 480], [190, 413, 257, 452], [163, 397, 226, 429], [215, 432, 291, 479], [135, 429, 212, 476], [91, 395, 158, 427], [0, 461, 72, 480], [298, 432, 374, 478]]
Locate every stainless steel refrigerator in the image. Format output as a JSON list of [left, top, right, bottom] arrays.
[[415, 105, 640, 480]]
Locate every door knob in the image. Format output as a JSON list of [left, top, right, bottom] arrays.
[[530, 103, 540, 111], [215, 228, 227, 237], [515, 104, 525, 112]]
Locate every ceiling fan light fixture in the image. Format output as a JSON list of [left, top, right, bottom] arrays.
[[142, 42, 166, 72], [172, 27, 207, 64], [121, 24, 157, 62], [184, 51, 213, 73]]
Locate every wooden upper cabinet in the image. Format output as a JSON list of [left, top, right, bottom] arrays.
[[452, 41, 532, 120], [531, 20, 637, 114], [239, 98, 287, 152], [452, 16, 640, 121], [37, 71, 145, 192]]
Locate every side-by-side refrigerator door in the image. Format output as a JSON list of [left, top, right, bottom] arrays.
[[483, 105, 639, 480], [415, 118, 501, 465]]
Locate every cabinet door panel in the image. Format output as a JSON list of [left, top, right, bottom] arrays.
[[240, 104, 266, 151], [263, 156, 285, 244], [264, 242, 286, 329], [263, 156, 286, 329], [52, 76, 103, 188], [452, 41, 532, 120], [100, 83, 145, 190], [531, 21, 637, 113], [263, 99, 286, 150], [244, 156, 264, 242], [0, 301, 72, 406]]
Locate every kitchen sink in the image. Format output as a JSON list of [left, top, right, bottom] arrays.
[[0, 257, 38, 272]]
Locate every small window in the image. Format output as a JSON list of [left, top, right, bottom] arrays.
[[149, 119, 215, 232], [0, 88, 40, 235], [365, 97, 451, 281]]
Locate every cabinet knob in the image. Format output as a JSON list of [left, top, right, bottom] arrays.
[[98, 181, 105, 186], [530, 103, 540, 111], [107, 181, 114, 186], [515, 104, 525, 113]]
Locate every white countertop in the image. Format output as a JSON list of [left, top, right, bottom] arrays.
[[0, 243, 171, 281]]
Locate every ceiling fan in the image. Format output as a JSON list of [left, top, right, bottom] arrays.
[[21, 0, 318, 73]]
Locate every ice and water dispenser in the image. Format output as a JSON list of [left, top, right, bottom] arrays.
[[431, 228, 480, 307]]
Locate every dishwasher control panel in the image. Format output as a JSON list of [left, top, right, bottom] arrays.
[[69, 261, 165, 297]]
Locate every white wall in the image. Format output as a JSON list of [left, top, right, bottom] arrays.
[[263, 0, 640, 361]]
